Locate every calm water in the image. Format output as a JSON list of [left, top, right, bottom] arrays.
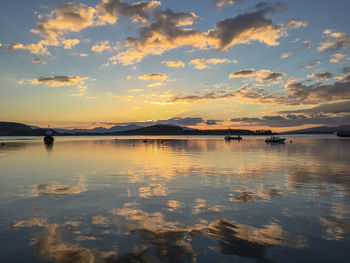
[[0, 135, 349, 263]]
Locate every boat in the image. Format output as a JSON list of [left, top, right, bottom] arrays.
[[336, 132, 350, 137], [224, 127, 242, 140], [265, 136, 286, 143], [44, 130, 54, 144]]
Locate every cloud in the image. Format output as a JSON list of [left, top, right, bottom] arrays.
[[30, 75, 88, 87], [31, 3, 96, 46], [229, 68, 285, 82], [330, 53, 346, 63], [212, 0, 241, 8], [138, 73, 167, 81], [111, 9, 205, 65], [162, 60, 185, 68], [318, 30, 350, 52], [110, 3, 305, 65], [280, 51, 293, 59], [229, 69, 255, 78], [32, 57, 46, 64], [61, 38, 80, 49], [305, 60, 321, 69], [147, 82, 166, 87], [230, 113, 350, 127], [207, 3, 306, 51], [278, 101, 350, 115], [206, 119, 219, 125], [307, 72, 332, 81], [80, 53, 89, 57], [121, 117, 210, 127], [6, 43, 51, 56], [91, 40, 112, 53], [128, 88, 144, 92], [261, 72, 286, 81], [189, 58, 231, 69], [170, 70, 350, 105], [96, 0, 161, 25], [170, 90, 236, 103]]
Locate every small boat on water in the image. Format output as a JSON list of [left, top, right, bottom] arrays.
[[336, 132, 350, 137], [265, 136, 286, 143], [44, 130, 54, 144], [224, 127, 242, 140]]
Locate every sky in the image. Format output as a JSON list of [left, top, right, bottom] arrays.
[[1, 0, 350, 131]]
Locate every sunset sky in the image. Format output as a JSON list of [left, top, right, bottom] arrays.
[[1, 0, 350, 131]]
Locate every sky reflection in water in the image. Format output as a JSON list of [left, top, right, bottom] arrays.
[[0, 136, 349, 262]]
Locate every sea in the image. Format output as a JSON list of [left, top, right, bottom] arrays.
[[0, 135, 349, 262]]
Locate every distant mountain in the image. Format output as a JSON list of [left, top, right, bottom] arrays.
[[0, 122, 33, 135], [0, 122, 273, 136], [112, 124, 264, 136], [0, 121, 58, 136], [55, 124, 142, 134], [282, 125, 350, 134]]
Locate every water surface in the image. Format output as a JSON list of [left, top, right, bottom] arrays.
[[0, 135, 349, 262]]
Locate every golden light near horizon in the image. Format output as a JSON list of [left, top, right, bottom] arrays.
[[0, 0, 349, 131]]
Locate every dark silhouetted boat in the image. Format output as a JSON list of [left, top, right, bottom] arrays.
[[44, 130, 54, 144], [224, 127, 242, 140], [336, 132, 350, 137], [265, 136, 286, 143]]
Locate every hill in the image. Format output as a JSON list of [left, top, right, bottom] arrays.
[[0, 122, 33, 135]]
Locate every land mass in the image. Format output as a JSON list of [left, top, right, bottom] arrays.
[[0, 121, 273, 136]]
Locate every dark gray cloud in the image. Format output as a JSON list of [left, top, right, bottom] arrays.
[[170, 90, 236, 103], [206, 120, 220, 125], [29, 75, 88, 87], [231, 113, 350, 127], [96, 0, 161, 24], [318, 36, 350, 52], [342, 67, 350, 74], [101, 117, 221, 127], [278, 101, 350, 114], [207, 3, 306, 51], [308, 72, 332, 81], [32, 57, 46, 64], [262, 72, 285, 81], [171, 73, 350, 105]]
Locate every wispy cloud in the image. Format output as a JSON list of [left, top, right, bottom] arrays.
[[162, 60, 185, 68], [138, 73, 168, 81], [318, 30, 350, 52], [189, 58, 231, 69]]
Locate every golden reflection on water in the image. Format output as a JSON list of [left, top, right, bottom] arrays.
[[1, 137, 350, 262]]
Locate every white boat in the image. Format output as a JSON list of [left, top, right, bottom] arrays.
[[265, 136, 286, 143]]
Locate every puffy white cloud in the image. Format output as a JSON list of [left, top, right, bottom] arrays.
[[31, 3, 96, 46]]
